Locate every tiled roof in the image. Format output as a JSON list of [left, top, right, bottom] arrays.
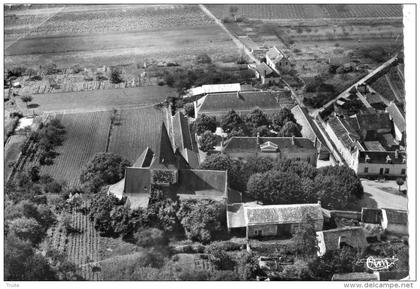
[[245, 203, 323, 226], [253, 63, 277, 77], [386, 102, 406, 132], [172, 169, 227, 197], [327, 116, 359, 150], [358, 151, 406, 164], [149, 123, 177, 170], [317, 227, 368, 252], [266, 46, 287, 64], [132, 147, 154, 168], [124, 167, 151, 195], [172, 111, 194, 152], [383, 209, 408, 225], [196, 90, 293, 114], [355, 112, 393, 132], [223, 136, 316, 154], [364, 141, 386, 151]]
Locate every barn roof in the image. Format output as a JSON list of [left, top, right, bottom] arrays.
[[172, 111, 194, 152], [327, 116, 359, 150], [353, 112, 393, 132], [149, 123, 177, 170], [266, 46, 287, 64], [188, 83, 241, 97], [172, 169, 228, 197], [245, 203, 323, 226], [196, 90, 293, 115], [386, 102, 406, 133], [317, 227, 368, 252], [223, 136, 316, 154]]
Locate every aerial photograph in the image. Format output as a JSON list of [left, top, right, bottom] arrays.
[[2, 2, 416, 285]]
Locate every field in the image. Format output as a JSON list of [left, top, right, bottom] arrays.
[[40, 111, 112, 187], [5, 4, 239, 69], [16, 86, 175, 114], [107, 106, 168, 163], [206, 4, 402, 21], [38, 106, 167, 186]]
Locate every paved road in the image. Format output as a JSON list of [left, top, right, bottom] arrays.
[[361, 179, 408, 210]]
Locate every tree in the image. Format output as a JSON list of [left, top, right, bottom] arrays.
[[21, 95, 33, 108], [195, 114, 217, 135], [196, 53, 212, 64], [220, 110, 244, 133], [134, 228, 169, 248], [110, 67, 123, 84], [28, 165, 41, 183], [7, 217, 44, 245], [200, 153, 245, 191], [317, 166, 364, 200], [247, 170, 305, 205], [80, 152, 130, 193], [278, 121, 302, 137], [274, 159, 318, 179], [272, 108, 296, 129], [177, 200, 225, 243], [291, 215, 319, 257], [206, 247, 236, 270], [4, 233, 34, 280], [245, 108, 270, 130], [89, 191, 123, 236], [396, 178, 404, 192], [184, 103, 195, 118], [308, 247, 365, 281], [198, 130, 218, 153]]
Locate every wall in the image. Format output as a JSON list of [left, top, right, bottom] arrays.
[[248, 224, 278, 238]]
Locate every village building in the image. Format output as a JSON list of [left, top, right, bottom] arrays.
[[108, 122, 227, 209], [222, 135, 317, 166], [266, 46, 291, 73], [248, 62, 281, 85], [353, 150, 406, 178], [291, 105, 331, 160], [194, 90, 294, 121], [316, 227, 368, 256], [386, 101, 406, 144]]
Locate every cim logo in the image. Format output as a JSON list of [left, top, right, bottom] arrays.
[[363, 256, 399, 271]]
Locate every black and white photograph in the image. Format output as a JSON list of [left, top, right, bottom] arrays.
[[1, 1, 418, 286]]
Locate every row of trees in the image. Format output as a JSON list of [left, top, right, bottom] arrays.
[[195, 108, 302, 141], [199, 154, 364, 210], [88, 190, 226, 244]]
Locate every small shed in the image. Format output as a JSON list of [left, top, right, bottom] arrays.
[[316, 226, 368, 256]]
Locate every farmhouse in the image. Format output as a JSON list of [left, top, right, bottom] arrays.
[[248, 62, 281, 85], [244, 203, 324, 238], [291, 105, 330, 160], [316, 227, 368, 256], [266, 46, 291, 73], [386, 101, 406, 143], [222, 135, 317, 166], [194, 90, 294, 120], [108, 122, 227, 209]]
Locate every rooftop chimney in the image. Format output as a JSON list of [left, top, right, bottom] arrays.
[[394, 150, 399, 159], [386, 155, 392, 164], [291, 136, 295, 145], [236, 91, 240, 98], [365, 154, 370, 162], [256, 132, 260, 144]]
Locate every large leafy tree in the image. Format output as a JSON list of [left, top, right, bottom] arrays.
[[198, 130, 218, 153], [80, 152, 130, 193], [278, 121, 302, 137], [7, 217, 44, 245], [247, 170, 305, 204], [195, 114, 218, 135], [272, 107, 297, 129], [220, 110, 245, 133], [177, 199, 225, 243], [199, 153, 245, 191], [317, 166, 364, 199], [245, 108, 270, 131], [274, 159, 318, 179]]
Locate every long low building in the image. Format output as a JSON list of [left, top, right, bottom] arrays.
[[194, 90, 295, 120]]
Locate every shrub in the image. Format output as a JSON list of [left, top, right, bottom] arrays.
[[134, 228, 169, 248], [196, 53, 212, 64], [110, 67, 123, 84]]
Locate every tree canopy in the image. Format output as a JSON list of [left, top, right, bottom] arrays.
[[198, 130, 218, 153], [195, 114, 218, 135], [80, 152, 130, 193]]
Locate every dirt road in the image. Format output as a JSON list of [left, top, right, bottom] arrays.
[[361, 179, 408, 210]]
